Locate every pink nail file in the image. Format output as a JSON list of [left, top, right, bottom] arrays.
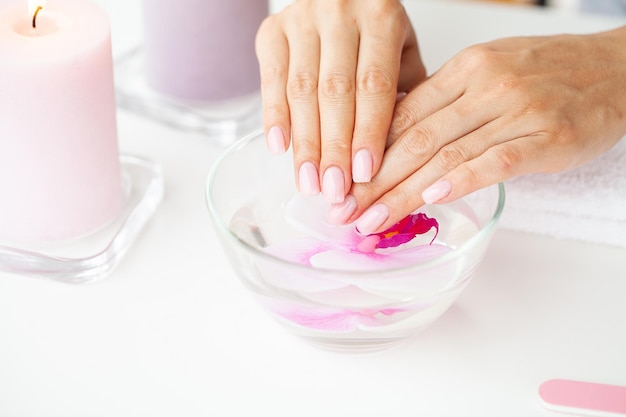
[[539, 379, 626, 416]]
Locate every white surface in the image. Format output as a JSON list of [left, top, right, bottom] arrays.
[[1, 1, 625, 416]]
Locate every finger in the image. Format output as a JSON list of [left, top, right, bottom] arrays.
[[284, 20, 322, 196], [351, 118, 549, 234], [387, 47, 483, 146], [387, 79, 461, 148], [256, 16, 291, 155], [352, 145, 512, 236], [317, 18, 359, 203], [351, 5, 407, 184], [351, 92, 501, 213], [423, 135, 561, 205]]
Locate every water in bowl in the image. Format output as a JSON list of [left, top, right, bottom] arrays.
[[227, 188, 483, 351]]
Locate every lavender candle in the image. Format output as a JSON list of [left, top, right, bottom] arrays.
[[142, 0, 268, 101]]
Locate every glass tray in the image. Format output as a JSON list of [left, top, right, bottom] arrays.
[[0, 155, 164, 284], [115, 47, 263, 147]]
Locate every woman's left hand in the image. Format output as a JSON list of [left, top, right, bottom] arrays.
[[326, 27, 626, 235]]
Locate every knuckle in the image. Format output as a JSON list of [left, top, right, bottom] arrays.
[[453, 44, 503, 80], [353, 122, 381, 144], [496, 72, 524, 93], [263, 102, 286, 121], [292, 135, 320, 157], [488, 145, 523, 176], [260, 65, 286, 88], [436, 145, 468, 172], [287, 70, 318, 100], [460, 44, 494, 69], [389, 185, 420, 215], [397, 186, 417, 208], [351, 179, 379, 203], [368, 0, 406, 23], [358, 66, 394, 98], [552, 122, 577, 147], [398, 126, 437, 160], [322, 139, 351, 156], [319, 72, 354, 102], [543, 125, 582, 172], [389, 106, 416, 137], [455, 163, 481, 188], [326, 0, 351, 18]]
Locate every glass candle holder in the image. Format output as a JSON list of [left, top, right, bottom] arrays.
[[115, 0, 268, 146]]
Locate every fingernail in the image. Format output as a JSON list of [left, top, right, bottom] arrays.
[[396, 92, 407, 102], [322, 166, 345, 204], [352, 149, 373, 183], [356, 203, 390, 235], [267, 126, 286, 155], [326, 195, 357, 225], [298, 161, 321, 196], [422, 179, 452, 204]]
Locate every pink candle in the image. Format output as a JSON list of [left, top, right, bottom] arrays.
[[0, 0, 123, 243], [142, 0, 268, 101]]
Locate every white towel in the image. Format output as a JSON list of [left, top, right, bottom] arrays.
[[499, 137, 626, 248]]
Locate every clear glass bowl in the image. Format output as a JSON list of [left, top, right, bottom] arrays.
[[206, 130, 505, 352]]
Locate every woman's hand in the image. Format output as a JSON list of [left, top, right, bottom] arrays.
[[255, 0, 426, 203], [327, 26, 626, 234]]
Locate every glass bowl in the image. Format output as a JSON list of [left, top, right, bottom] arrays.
[[206, 130, 505, 352]]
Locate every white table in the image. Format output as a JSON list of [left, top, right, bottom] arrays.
[[1, 1, 624, 416]]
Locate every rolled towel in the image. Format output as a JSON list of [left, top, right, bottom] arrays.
[[499, 137, 626, 248]]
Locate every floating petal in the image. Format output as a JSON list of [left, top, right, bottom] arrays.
[[373, 212, 439, 249]]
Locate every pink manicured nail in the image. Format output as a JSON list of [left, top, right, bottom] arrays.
[[298, 161, 321, 196], [356, 203, 390, 235], [267, 126, 286, 155], [352, 149, 373, 183], [322, 166, 345, 204], [422, 179, 452, 204], [326, 195, 357, 225]]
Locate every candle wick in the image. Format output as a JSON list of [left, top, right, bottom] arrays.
[[32, 6, 43, 29]]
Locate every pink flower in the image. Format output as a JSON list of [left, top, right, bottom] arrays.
[[265, 195, 450, 272]]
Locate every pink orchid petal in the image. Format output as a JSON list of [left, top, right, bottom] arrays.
[[374, 212, 439, 248], [279, 309, 362, 332], [356, 235, 381, 253], [266, 300, 361, 332], [265, 298, 409, 332], [264, 237, 332, 266], [261, 238, 351, 292]]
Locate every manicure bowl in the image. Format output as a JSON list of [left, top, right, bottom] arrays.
[[206, 130, 505, 352]]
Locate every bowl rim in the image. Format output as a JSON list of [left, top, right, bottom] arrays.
[[206, 129, 506, 279]]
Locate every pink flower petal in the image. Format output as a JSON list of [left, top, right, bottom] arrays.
[[373, 212, 439, 249], [261, 238, 351, 292], [265, 298, 410, 332]]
